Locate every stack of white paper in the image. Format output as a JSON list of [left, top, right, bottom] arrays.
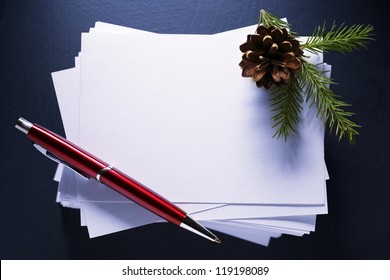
[[51, 21, 330, 246]]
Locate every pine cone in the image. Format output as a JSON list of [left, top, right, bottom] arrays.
[[239, 25, 304, 89]]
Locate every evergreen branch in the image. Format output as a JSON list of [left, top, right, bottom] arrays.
[[250, 10, 372, 143], [299, 59, 360, 143], [302, 22, 374, 54], [259, 9, 293, 32], [270, 77, 303, 140]]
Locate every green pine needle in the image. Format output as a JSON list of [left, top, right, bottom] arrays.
[[302, 22, 374, 54], [299, 60, 361, 143], [259, 9, 293, 32], [271, 77, 303, 141]]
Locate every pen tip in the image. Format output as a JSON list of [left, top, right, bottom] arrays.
[[181, 215, 222, 244]]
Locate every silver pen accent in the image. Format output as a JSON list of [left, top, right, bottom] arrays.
[[15, 117, 32, 134]]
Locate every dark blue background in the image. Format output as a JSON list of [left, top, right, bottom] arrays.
[[1, 0, 389, 259]]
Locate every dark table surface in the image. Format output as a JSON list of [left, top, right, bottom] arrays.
[[1, 0, 389, 259]]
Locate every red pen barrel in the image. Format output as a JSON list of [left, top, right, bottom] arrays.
[[100, 168, 186, 225], [27, 123, 186, 226], [27, 124, 108, 178]]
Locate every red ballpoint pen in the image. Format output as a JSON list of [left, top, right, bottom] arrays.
[[15, 117, 221, 243]]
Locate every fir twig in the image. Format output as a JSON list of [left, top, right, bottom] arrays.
[[299, 59, 360, 143], [259, 9, 292, 32], [253, 9, 373, 143], [303, 22, 374, 54], [271, 77, 303, 140]]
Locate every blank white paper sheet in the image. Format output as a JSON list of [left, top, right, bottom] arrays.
[[51, 21, 330, 246]]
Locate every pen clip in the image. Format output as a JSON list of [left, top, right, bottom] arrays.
[[33, 143, 90, 180]]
